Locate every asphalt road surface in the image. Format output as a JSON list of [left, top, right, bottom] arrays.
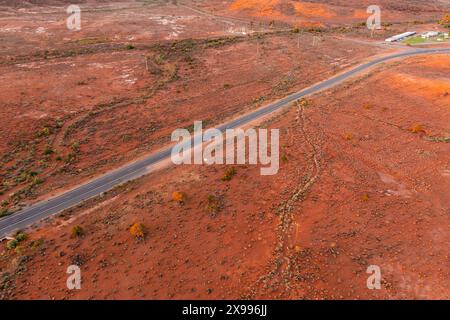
[[1, 47, 449, 238]]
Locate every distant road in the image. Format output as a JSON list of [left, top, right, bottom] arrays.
[[1, 47, 449, 238]]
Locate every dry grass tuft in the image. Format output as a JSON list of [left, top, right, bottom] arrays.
[[410, 124, 425, 134], [222, 167, 237, 181], [343, 133, 354, 141], [205, 194, 223, 217], [71, 225, 84, 238]]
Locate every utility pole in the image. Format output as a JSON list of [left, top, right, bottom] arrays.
[[144, 55, 149, 72], [313, 36, 318, 46]]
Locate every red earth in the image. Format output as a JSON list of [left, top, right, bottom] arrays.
[[0, 0, 449, 300]]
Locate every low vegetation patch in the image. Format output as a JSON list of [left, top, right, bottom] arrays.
[[410, 124, 425, 134], [222, 167, 237, 181], [65, 153, 76, 164], [404, 36, 426, 45], [71, 141, 80, 153], [43, 146, 54, 155], [5, 232, 27, 250], [29, 238, 44, 250], [0, 208, 11, 218], [205, 194, 224, 217], [298, 98, 310, 108], [439, 14, 450, 28], [70, 37, 108, 46], [6, 239, 18, 250], [424, 135, 450, 143], [71, 225, 84, 238], [36, 127, 50, 138], [15, 233, 27, 242]]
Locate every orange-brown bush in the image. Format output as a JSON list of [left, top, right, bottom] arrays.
[[439, 14, 450, 28], [297, 98, 310, 108], [410, 124, 425, 134], [343, 133, 354, 141], [172, 191, 186, 203], [130, 223, 146, 239]]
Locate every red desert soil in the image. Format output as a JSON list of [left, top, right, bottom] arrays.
[[1, 1, 389, 211], [211, 0, 449, 26], [1, 54, 449, 300]]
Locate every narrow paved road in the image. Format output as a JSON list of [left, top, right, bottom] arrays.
[[1, 47, 449, 238]]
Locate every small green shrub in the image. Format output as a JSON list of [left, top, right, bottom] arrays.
[[37, 127, 50, 137], [6, 239, 18, 250], [65, 153, 76, 164], [15, 233, 27, 242], [0, 208, 11, 218], [71, 141, 80, 152], [29, 238, 44, 250], [71, 225, 84, 238], [30, 177, 44, 187], [222, 167, 237, 181], [153, 54, 165, 65], [43, 146, 54, 155]]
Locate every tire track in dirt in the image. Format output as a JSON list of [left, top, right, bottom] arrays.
[[245, 99, 324, 299]]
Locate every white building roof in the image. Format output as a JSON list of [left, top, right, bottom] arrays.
[[385, 31, 416, 42]]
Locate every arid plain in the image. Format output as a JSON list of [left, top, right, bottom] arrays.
[[0, 0, 449, 299]]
